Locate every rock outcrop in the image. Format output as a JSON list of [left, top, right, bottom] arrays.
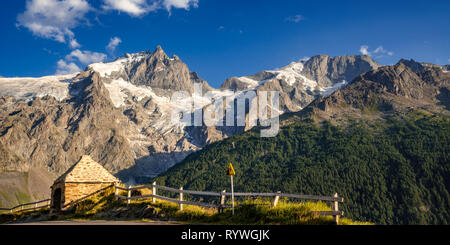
[[0, 47, 221, 198], [298, 61, 450, 124], [220, 55, 381, 112], [301, 55, 381, 87], [0, 48, 412, 207]]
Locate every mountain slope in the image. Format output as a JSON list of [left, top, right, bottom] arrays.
[[0, 71, 138, 207], [88, 46, 213, 94], [0, 47, 215, 203], [153, 62, 450, 224], [0, 50, 381, 185], [295, 61, 450, 125], [220, 55, 381, 112], [0, 49, 399, 208]]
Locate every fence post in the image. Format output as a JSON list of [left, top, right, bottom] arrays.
[[48, 200, 51, 207], [115, 184, 119, 201], [219, 190, 226, 213], [179, 187, 184, 211], [273, 191, 281, 207], [127, 186, 131, 205], [152, 181, 157, 203], [332, 193, 340, 225], [34, 203, 37, 209]]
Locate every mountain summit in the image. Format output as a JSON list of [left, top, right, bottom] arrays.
[[88, 46, 212, 94], [301, 54, 381, 87], [0, 47, 402, 207], [152, 60, 450, 225], [298, 60, 450, 125], [220, 54, 381, 112]]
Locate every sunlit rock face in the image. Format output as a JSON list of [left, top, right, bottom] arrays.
[[0, 47, 384, 189]]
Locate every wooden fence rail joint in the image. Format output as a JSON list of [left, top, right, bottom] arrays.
[[115, 183, 343, 224], [0, 199, 51, 214], [2, 183, 343, 225]]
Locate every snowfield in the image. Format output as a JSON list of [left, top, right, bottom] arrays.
[[230, 59, 346, 96], [0, 73, 78, 102], [88, 52, 150, 77], [0, 54, 349, 131]]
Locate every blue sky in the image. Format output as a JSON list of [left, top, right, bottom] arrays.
[[0, 0, 449, 88]]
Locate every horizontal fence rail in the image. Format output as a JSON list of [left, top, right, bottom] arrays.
[[0, 183, 344, 224], [117, 184, 344, 202], [0, 199, 51, 214], [115, 182, 344, 224]]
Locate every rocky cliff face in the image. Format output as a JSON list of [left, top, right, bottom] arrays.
[[0, 47, 217, 188], [0, 70, 138, 206], [0, 71, 136, 175], [301, 55, 381, 87], [296, 61, 450, 125], [0, 48, 396, 207], [88, 46, 212, 95], [220, 54, 381, 112]]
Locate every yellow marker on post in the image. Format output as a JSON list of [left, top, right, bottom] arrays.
[[227, 163, 236, 215], [227, 163, 235, 176]]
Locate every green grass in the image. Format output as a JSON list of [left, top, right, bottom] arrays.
[[0, 186, 372, 225], [153, 112, 450, 225], [0, 206, 51, 223], [0, 188, 32, 208], [14, 190, 31, 204], [0, 190, 14, 207], [151, 199, 371, 225]]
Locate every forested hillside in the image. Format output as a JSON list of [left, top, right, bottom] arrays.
[[154, 112, 450, 224]]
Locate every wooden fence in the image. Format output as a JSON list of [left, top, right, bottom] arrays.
[[0, 184, 114, 215], [0, 199, 51, 214], [115, 182, 344, 224]]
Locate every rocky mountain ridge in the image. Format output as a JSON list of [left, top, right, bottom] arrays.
[[294, 59, 450, 126], [0, 46, 433, 207], [220, 54, 381, 112], [153, 60, 450, 225]]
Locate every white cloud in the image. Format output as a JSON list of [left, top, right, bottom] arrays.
[[359, 45, 371, 56], [101, 0, 157, 16], [56, 49, 107, 75], [285, 14, 304, 23], [18, 0, 199, 48], [299, 56, 310, 62], [56, 60, 81, 75], [373, 46, 393, 56], [359, 45, 393, 57], [163, 0, 199, 12], [106, 37, 122, 53], [17, 0, 91, 47], [101, 0, 199, 16], [70, 39, 81, 49], [373, 46, 384, 54], [18, 0, 200, 56], [65, 49, 107, 65]]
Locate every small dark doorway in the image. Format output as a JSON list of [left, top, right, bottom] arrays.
[[52, 188, 62, 210]]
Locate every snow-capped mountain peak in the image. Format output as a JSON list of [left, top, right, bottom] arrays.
[[88, 51, 151, 77], [0, 49, 385, 182]]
